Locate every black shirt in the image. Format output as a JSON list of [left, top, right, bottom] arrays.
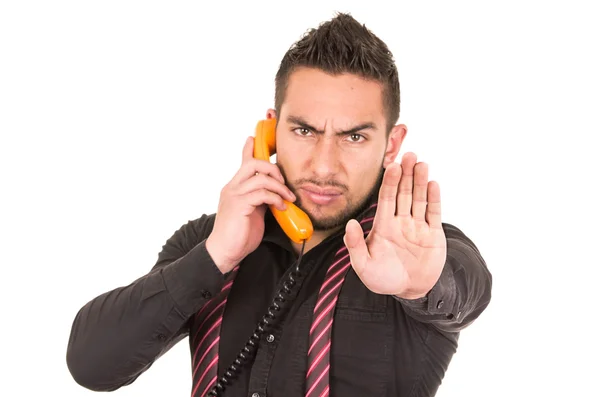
[[66, 188, 492, 397]]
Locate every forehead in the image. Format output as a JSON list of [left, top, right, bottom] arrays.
[[281, 67, 386, 127]]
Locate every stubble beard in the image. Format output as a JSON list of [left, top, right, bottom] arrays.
[[282, 167, 385, 232]]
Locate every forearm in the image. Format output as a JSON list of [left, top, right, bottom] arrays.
[[396, 223, 492, 333], [66, 238, 225, 391]]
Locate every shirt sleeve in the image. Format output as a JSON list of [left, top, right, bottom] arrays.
[[66, 214, 226, 391], [394, 223, 493, 333]]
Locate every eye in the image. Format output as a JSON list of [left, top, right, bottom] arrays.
[[294, 127, 312, 136], [347, 133, 365, 143]]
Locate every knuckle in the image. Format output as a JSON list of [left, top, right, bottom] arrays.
[[252, 173, 264, 182], [380, 192, 396, 200], [259, 175, 273, 187]]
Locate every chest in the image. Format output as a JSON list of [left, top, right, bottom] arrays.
[[190, 245, 428, 396]]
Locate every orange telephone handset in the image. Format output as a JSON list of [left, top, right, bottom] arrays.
[[254, 118, 313, 243]]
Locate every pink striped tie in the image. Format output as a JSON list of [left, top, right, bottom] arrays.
[[305, 204, 377, 397], [190, 266, 239, 397]]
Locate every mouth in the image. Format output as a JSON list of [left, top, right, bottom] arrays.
[[298, 185, 343, 205]]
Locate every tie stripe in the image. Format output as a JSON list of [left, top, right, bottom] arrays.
[[190, 266, 239, 397], [304, 204, 377, 397], [307, 318, 333, 355], [319, 386, 330, 397], [305, 363, 330, 396]]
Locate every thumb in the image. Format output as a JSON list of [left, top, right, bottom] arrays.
[[343, 219, 370, 276]]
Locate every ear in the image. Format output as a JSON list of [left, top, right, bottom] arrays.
[[266, 108, 279, 157], [266, 108, 278, 145], [382, 124, 407, 168]]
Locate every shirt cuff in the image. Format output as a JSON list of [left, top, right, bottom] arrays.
[[161, 239, 227, 317], [393, 257, 458, 319]]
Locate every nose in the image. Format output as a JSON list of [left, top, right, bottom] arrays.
[[311, 136, 340, 178]]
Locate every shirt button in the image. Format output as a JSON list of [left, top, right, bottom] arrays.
[[201, 290, 212, 299], [266, 334, 275, 343], [436, 300, 444, 309]]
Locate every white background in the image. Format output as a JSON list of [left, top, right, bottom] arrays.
[[1, 1, 599, 396]]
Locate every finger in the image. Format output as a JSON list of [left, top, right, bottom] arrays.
[[412, 162, 429, 221], [375, 162, 402, 222], [233, 157, 286, 186], [425, 181, 442, 228], [238, 136, 286, 184], [237, 173, 296, 202], [343, 219, 370, 276], [241, 136, 254, 164], [245, 189, 288, 212], [397, 152, 417, 216]]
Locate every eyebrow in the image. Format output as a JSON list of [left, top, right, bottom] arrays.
[[286, 115, 376, 135]]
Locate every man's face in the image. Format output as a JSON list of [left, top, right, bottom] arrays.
[[271, 67, 405, 231]]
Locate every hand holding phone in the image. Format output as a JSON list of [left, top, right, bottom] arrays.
[[206, 134, 297, 274]]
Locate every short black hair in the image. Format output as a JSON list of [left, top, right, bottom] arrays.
[[275, 12, 400, 132]]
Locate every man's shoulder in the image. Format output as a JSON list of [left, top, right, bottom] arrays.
[[182, 212, 217, 240], [188, 212, 217, 230], [153, 213, 218, 269], [161, 213, 218, 252]]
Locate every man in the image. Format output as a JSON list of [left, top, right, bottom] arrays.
[[67, 13, 492, 397]]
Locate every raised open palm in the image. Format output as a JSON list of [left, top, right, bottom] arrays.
[[343, 152, 447, 299]]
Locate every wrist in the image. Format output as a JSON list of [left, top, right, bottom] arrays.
[[205, 235, 238, 274], [395, 291, 428, 301]]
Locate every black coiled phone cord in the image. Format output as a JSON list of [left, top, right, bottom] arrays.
[[206, 240, 308, 397]]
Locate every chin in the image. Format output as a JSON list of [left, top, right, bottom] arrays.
[[304, 204, 354, 231], [307, 194, 374, 231]]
